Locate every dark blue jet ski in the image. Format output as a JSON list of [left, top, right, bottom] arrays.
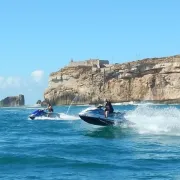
[[29, 109, 60, 120], [79, 106, 129, 126]]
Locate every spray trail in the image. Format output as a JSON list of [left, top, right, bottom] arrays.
[[29, 113, 80, 121], [125, 105, 180, 135]]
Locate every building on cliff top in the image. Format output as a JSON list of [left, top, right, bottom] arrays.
[[69, 58, 109, 68]]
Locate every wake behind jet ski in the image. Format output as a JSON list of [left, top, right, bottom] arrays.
[[79, 105, 128, 126], [29, 109, 60, 120]]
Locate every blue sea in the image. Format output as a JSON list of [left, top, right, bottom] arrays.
[[1, 104, 180, 180]]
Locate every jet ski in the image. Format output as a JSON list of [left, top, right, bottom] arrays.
[[29, 109, 60, 120], [79, 106, 128, 126]]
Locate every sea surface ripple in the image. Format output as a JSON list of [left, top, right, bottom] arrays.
[[0, 104, 180, 180]]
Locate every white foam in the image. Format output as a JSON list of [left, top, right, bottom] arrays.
[[59, 113, 80, 120], [125, 105, 180, 136], [113, 101, 135, 105], [26, 107, 45, 110], [29, 116, 60, 120]]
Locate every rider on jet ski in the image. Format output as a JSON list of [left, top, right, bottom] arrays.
[[46, 103, 54, 117], [47, 103, 53, 112], [104, 99, 114, 118]]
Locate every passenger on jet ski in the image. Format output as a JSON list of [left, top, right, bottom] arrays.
[[104, 99, 114, 118]]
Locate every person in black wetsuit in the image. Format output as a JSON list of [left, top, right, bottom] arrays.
[[47, 103, 53, 117], [104, 99, 114, 118], [47, 103, 53, 112]]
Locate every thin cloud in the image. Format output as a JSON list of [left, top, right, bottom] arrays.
[[6, 77, 21, 87], [0, 76, 21, 89], [31, 70, 44, 83], [0, 76, 4, 86]]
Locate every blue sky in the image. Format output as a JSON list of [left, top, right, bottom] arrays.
[[0, 0, 180, 104]]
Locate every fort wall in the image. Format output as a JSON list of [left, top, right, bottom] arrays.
[[69, 59, 109, 68]]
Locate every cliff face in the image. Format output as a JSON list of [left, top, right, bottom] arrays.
[[44, 55, 180, 105], [0, 94, 25, 107]]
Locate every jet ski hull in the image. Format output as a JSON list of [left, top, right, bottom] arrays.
[[79, 115, 115, 126]]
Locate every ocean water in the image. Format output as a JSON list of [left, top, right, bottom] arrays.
[[1, 104, 180, 180]]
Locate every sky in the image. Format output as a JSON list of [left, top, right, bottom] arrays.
[[0, 0, 180, 105]]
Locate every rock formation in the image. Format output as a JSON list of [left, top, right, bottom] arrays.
[[44, 56, 180, 105], [36, 100, 42, 104], [35, 99, 48, 107], [0, 94, 25, 107]]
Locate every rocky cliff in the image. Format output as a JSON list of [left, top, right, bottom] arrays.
[[44, 55, 180, 105], [0, 94, 25, 107]]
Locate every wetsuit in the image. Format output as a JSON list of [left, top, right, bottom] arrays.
[[48, 105, 53, 112], [105, 101, 114, 114]]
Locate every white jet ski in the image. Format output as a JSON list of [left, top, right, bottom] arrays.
[[79, 106, 128, 126]]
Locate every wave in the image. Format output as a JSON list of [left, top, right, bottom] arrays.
[[59, 113, 80, 120], [113, 101, 135, 105], [125, 105, 180, 136], [26, 107, 44, 110]]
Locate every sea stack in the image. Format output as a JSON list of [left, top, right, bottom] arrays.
[[0, 94, 25, 107]]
